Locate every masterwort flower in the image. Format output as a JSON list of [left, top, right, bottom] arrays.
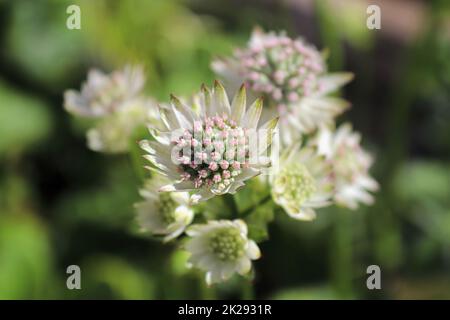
[[135, 176, 194, 242], [270, 144, 334, 220], [316, 123, 378, 209], [212, 28, 353, 145], [64, 65, 158, 153], [185, 219, 260, 285], [140, 80, 279, 203]]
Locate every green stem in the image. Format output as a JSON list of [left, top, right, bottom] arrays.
[[240, 193, 272, 218], [198, 272, 216, 299], [224, 193, 239, 218], [241, 279, 254, 300]]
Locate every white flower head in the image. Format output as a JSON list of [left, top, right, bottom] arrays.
[[317, 123, 378, 209], [185, 219, 261, 285], [135, 176, 194, 242], [64, 65, 160, 153], [86, 98, 158, 153], [140, 80, 279, 203], [212, 27, 353, 145], [270, 144, 334, 220], [64, 65, 145, 117]]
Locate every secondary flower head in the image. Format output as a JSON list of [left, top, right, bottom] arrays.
[[212, 28, 353, 145], [135, 176, 194, 242], [64, 65, 145, 117], [271, 144, 334, 220], [185, 219, 260, 285], [316, 124, 378, 209], [64, 65, 157, 153], [86, 98, 158, 153], [140, 80, 278, 203]]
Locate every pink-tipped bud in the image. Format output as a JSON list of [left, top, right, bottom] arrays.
[[222, 170, 231, 179], [288, 92, 299, 102], [213, 173, 221, 183], [209, 162, 219, 171], [220, 160, 229, 170]]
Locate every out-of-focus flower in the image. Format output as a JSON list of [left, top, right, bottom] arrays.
[[64, 65, 145, 117], [270, 144, 334, 220], [316, 123, 378, 209], [135, 176, 194, 242], [86, 98, 158, 153], [64, 65, 158, 153], [185, 219, 260, 285], [212, 28, 353, 146], [140, 80, 278, 203]]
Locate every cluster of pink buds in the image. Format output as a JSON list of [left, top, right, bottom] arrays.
[[233, 31, 326, 111], [172, 113, 250, 193]]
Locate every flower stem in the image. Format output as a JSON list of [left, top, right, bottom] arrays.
[[240, 193, 272, 218], [241, 279, 254, 300], [224, 193, 239, 217]]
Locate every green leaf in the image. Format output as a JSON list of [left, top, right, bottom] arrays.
[[0, 214, 54, 299], [0, 81, 51, 154], [244, 200, 274, 243]]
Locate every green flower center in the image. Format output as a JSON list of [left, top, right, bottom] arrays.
[[335, 146, 365, 182], [158, 193, 178, 225], [273, 163, 317, 206], [209, 227, 245, 261]]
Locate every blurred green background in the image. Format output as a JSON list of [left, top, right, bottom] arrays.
[[0, 0, 449, 299]]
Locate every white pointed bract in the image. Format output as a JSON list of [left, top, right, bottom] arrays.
[[64, 65, 159, 153], [185, 219, 260, 285], [212, 28, 353, 145], [270, 144, 334, 220], [135, 176, 194, 242], [316, 124, 378, 209], [140, 81, 278, 203]]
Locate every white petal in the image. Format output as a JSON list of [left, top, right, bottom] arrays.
[[243, 97, 263, 128], [236, 257, 252, 275], [230, 84, 246, 124], [246, 240, 261, 260], [316, 72, 353, 96], [233, 219, 248, 236], [287, 207, 317, 221]]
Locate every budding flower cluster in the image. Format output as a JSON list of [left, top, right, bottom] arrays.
[[141, 81, 278, 203], [213, 28, 353, 145], [172, 113, 250, 193], [234, 30, 326, 105]]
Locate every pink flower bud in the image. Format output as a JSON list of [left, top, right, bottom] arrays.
[[220, 160, 229, 170], [288, 92, 299, 102], [272, 89, 282, 101], [289, 78, 300, 88], [203, 138, 212, 146], [273, 71, 285, 84], [209, 162, 218, 171], [213, 174, 221, 183], [222, 170, 231, 179], [199, 169, 208, 178], [194, 121, 203, 132]]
